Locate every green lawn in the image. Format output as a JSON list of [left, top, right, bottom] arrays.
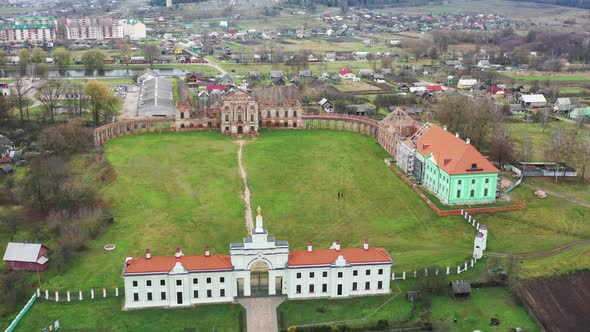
[[430, 287, 540, 331], [279, 283, 539, 331], [42, 132, 246, 290], [504, 73, 590, 82], [515, 244, 590, 278], [278, 282, 416, 329], [506, 121, 590, 161], [15, 297, 244, 332], [244, 130, 474, 271]]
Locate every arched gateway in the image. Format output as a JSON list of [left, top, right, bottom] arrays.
[[122, 207, 392, 309]]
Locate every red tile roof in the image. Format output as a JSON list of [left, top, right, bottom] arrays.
[[426, 85, 443, 91], [207, 85, 225, 92], [339, 69, 353, 75], [416, 125, 499, 175], [124, 254, 233, 274], [288, 247, 392, 267]]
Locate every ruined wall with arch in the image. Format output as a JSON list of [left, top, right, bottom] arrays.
[[301, 114, 415, 158], [94, 114, 415, 160]]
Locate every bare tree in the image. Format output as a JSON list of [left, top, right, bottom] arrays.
[[37, 79, 64, 121], [9, 77, 29, 122], [575, 134, 590, 181], [489, 137, 514, 167], [144, 44, 160, 68], [520, 136, 533, 162]]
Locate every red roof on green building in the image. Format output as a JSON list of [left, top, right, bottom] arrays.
[[416, 125, 499, 175]]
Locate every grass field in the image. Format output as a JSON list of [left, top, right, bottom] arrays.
[[279, 282, 539, 331], [504, 73, 590, 82], [429, 287, 540, 331], [43, 132, 246, 290], [15, 297, 244, 332], [244, 130, 473, 270]]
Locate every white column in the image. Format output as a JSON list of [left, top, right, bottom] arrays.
[[115, 288, 119, 297], [79, 290, 83, 300], [446, 266, 450, 275], [103, 288, 107, 298], [457, 265, 461, 274], [268, 272, 276, 296], [244, 276, 251, 297], [36, 288, 41, 297], [470, 259, 474, 267], [392, 272, 395, 280], [55, 291, 59, 302], [402, 272, 406, 280], [67, 291, 71, 302], [468, 215, 472, 223], [45, 289, 49, 299], [91, 288, 95, 299], [464, 262, 468, 270]]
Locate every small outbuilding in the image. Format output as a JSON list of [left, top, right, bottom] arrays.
[[450, 280, 471, 298], [3, 242, 50, 271]]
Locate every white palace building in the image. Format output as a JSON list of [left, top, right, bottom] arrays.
[[122, 208, 393, 309]]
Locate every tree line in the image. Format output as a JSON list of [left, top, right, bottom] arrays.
[[0, 120, 115, 308]]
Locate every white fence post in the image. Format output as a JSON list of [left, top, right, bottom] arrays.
[[103, 288, 107, 298], [464, 261, 468, 270], [424, 268, 428, 277], [45, 289, 49, 299], [115, 287, 119, 297], [79, 289, 83, 300], [36, 288, 41, 297], [55, 291, 59, 302], [413, 271, 417, 278], [402, 271, 406, 280], [91, 288, 95, 299], [67, 290, 71, 302], [446, 266, 450, 275], [468, 215, 472, 223], [457, 265, 461, 274]]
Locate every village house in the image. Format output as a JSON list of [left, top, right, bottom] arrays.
[[519, 94, 547, 109], [396, 125, 499, 205], [123, 208, 392, 309], [3, 242, 50, 271], [338, 69, 356, 81], [553, 97, 579, 114]]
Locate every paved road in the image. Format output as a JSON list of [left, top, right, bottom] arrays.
[[522, 182, 590, 208], [237, 297, 284, 332]]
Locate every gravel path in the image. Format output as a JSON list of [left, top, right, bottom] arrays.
[[237, 140, 254, 234]]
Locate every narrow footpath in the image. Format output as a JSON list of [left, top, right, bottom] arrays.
[[235, 139, 283, 332], [522, 182, 590, 208], [236, 140, 254, 234]]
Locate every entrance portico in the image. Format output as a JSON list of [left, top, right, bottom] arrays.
[[230, 207, 288, 297]]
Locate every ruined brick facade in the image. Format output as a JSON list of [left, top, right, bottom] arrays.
[[175, 90, 304, 135]]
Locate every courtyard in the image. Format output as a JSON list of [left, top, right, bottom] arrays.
[[8, 129, 590, 330]]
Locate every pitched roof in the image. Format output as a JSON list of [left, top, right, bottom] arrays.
[[3, 242, 46, 263], [287, 247, 392, 267], [124, 254, 233, 274], [520, 94, 546, 103], [416, 126, 499, 175], [339, 68, 353, 75], [207, 84, 225, 92]]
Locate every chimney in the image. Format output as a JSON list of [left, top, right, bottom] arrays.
[[335, 241, 341, 251], [363, 239, 369, 250], [443, 125, 447, 131], [175, 248, 183, 258], [307, 242, 313, 252], [466, 138, 471, 145], [145, 249, 151, 259], [205, 246, 210, 257], [455, 132, 460, 138]]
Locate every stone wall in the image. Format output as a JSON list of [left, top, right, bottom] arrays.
[[94, 118, 174, 146]]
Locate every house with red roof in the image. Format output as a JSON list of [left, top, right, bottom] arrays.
[[338, 68, 356, 81], [122, 207, 392, 309], [409, 125, 499, 204]]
